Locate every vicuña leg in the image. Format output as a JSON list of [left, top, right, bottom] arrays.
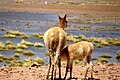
[[83, 55, 92, 80], [70, 60, 73, 79], [64, 61, 69, 80], [46, 57, 51, 79], [64, 60, 73, 80], [54, 63, 57, 79], [51, 55, 55, 80], [58, 58, 61, 79], [90, 63, 93, 79]]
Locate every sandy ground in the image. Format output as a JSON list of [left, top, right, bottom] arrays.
[[0, 63, 120, 80]]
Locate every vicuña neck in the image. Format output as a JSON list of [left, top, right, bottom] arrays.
[[59, 25, 64, 30]]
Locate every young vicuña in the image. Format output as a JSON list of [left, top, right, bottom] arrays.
[[59, 41, 94, 79]]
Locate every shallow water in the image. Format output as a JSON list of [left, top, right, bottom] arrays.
[[0, 12, 120, 66]]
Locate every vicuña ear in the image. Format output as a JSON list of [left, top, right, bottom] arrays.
[[64, 14, 67, 19], [58, 15, 62, 20]]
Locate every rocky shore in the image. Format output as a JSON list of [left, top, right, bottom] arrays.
[[0, 63, 120, 80]]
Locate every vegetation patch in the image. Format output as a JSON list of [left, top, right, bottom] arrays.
[[91, 58, 98, 61], [14, 48, 24, 53], [67, 34, 79, 42], [3, 30, 29, 39], [22, 57, 44, 67], [71, 25, 120, 31], [78, 26, 92, 31], [7, 30, 21, 36], [98, 58, 109, 63], [34, 57, 44, 66], [34, 42, 44, 47], [17, 43, 28, 49], [23, 50, 35, 57], [95, 26, 120, 31], [0, 28, 6, 31], [111, 38, 120, 46], [0, 55, 4, 62], [7, 61, 23, 67], [3, 34, 17, 38], [0, 53, 44, 67], [45, 52, 50, 56], [20, 33, 29, 38], [21, 40, 33, 46], [66, 34, 120, 48], [31, 33, 43, 39], [13, 54, 20, 60], [0, 41, 17, 51], [115, 50, 120, 61], [99, 53, 112, 59], [91, 53, 113, 64]]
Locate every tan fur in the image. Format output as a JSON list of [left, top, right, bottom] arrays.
[[43, 14, 67, 79], [59, 41, 94, 61], [44, 27, 67, 53], [59, 41, 94, 79]]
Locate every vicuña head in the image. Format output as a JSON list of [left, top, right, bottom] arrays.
[[58, 14, 68, 29], [43, 14, 68, 79]]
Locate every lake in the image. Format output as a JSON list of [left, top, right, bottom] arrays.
[[0, 12, 120, 66]]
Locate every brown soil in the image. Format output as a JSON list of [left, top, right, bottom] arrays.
[[0, 63, 120, 80], [0, 2, 120, 14]]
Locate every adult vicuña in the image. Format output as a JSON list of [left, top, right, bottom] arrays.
[[43, 14, 68, 79], [59, 41, 94, 79]]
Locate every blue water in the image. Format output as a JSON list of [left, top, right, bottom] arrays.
[[0, 12, 120, 66]]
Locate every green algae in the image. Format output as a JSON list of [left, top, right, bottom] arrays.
[[23, 50, 35, 56], [14, 48, 24, 53], [115, 50, 120, 61], [31, 33, 43, 39], [21, 40, 33, 46], [99, 54, 112, 59], [34, 42, 44, 47]]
